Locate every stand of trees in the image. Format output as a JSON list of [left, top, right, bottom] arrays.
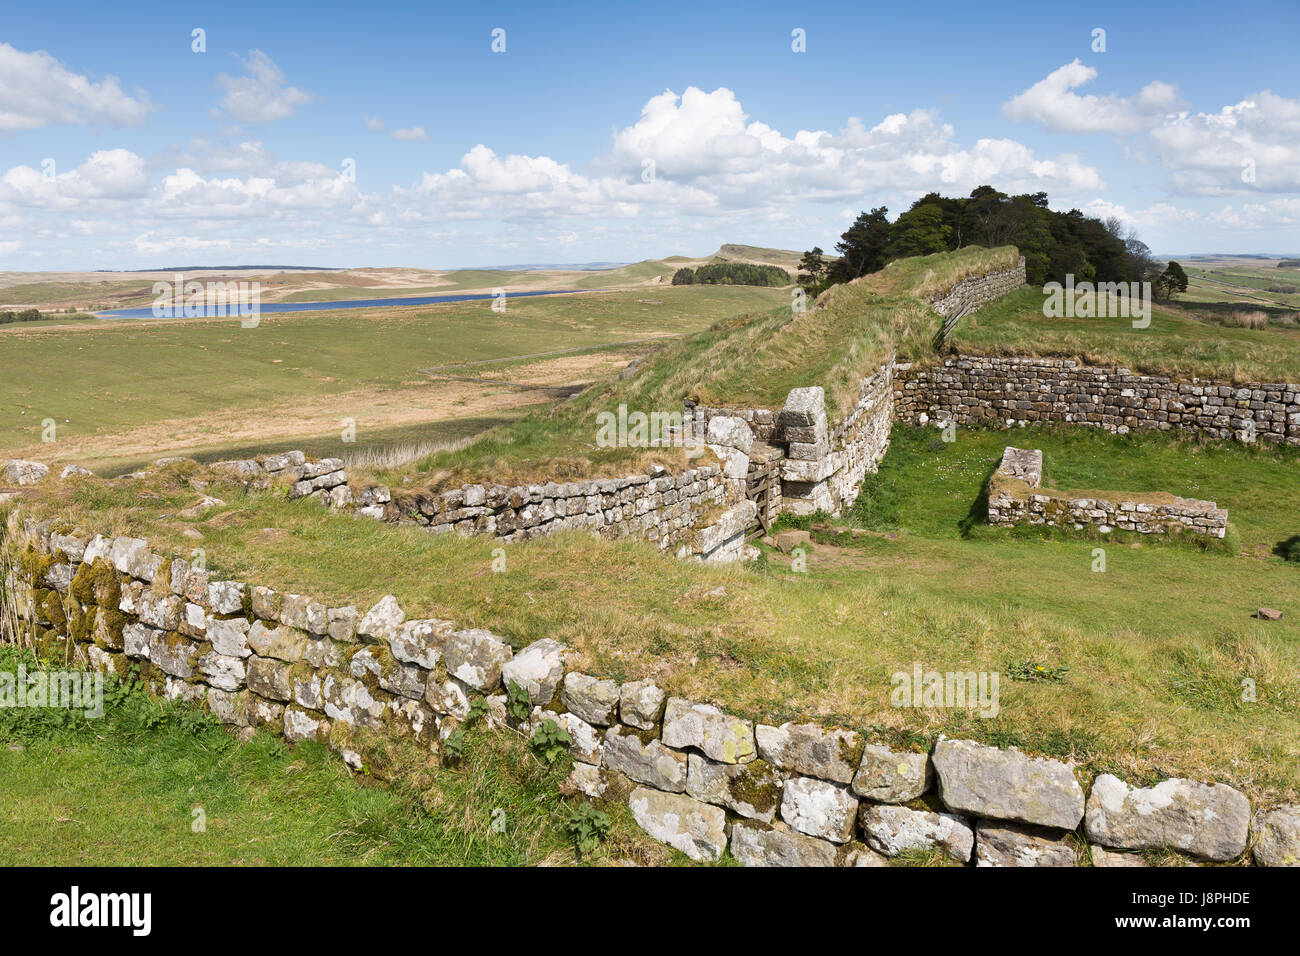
[[799, 186, 1159, 294], [0, 309, 44, 325], [672, 262, 791, 287]]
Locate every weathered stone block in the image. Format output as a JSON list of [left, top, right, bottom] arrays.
[[933, 737, 1084, 830], [852, 744, 932, 803], [859, 803, 973, 862], [1252, 805, 1300, 867], [780, 776, 857, 843], [389, 618, 452, 669], [627, 787, 726, 862], [661, 697, 755, 764], [501, 638, 566, 705], [601, 725, 688, 792], [974, 820, 1076, 867], [729, 822, 837, 867], [756, 721, 861, 784], [686, 753, 781, 822], [444, 628, 513, 692], [561, 672, 619, 726], [1084, 774, 1250, 862]]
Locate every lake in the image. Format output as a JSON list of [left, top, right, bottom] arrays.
[[95, 288, 585, 319]]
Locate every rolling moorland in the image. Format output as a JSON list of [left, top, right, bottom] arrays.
[[2, 245, 1298, 866]]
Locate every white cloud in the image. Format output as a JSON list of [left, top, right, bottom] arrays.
[[1150, 92, 1300, 194], [215, 50, 316, 123], [1003, 60, 1181, 133], [0, 149, 149, 207], [9, 84, 1296, 267], [363, 114, 385, 132], [0, 42, 154, 130], [607, 88, 1105, 205], [392, 125, 429, 142]]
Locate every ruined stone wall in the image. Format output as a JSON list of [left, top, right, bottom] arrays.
[[896, 355, 1300, 447], [686, 402, 779, 443], [986, 447, 1228, 539], [778, 365, 895, 516], [4, 511, 1290, 867], [366, 466, 734, 553], [927, 258, 1027, 317]]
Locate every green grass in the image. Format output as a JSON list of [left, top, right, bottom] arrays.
[[849, 425, 1295, 552], [952, 285, 1300, 382], [16, 423, 1299, 803], [0, 645, 677, 866], [0, 285, 786, 463]]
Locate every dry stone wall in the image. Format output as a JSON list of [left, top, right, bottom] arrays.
[[4, 510, 1291, 867], [987, 446, 1229, 538], [368, 466, 732, 553], [927, 258, 1028, 318], [896, 355, 1300, 447]]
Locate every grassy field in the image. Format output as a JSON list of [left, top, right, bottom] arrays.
[[0, 644, 682, 866], [1180, 256, 1300, 316], [13, 422, 1297, 803], [952, 285, 1300, 382], [379, 246, 1021, 488], [0, 285, 787, 469]]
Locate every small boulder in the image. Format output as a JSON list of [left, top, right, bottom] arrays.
[[1, 459, 49, 485], [1256, 607, 1283, 621], [1251, 805, 1300, 867], [628, 787, 727, 862]]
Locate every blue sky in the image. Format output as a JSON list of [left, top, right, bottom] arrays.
[[2, 0, 1297, 269]]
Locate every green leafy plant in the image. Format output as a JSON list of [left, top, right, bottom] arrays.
[[1279, 535, 1300, 563], [466, 698, 488, 725], [565, 803, 611, 856], [442, 726, 467, 766], [1007, 659, 1070, 683], [506, 681, 533, 722], [530, 718, 572, 765]]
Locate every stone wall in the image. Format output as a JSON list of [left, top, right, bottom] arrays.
[[987, 446, 1229, 539], [686, 402, 779, 443], [370, 465, 733, 553], [4, 512, 1292, 867], [927, 258, 1027, 318], [896, 355, 1300, 447]]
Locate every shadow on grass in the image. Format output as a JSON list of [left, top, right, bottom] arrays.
[[957, 459, 999, 539], [1273, 535, 1300, 562]]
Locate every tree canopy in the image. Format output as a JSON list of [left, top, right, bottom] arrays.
[[804, 186, 1154, 295], [672, 262, 791, 287]]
